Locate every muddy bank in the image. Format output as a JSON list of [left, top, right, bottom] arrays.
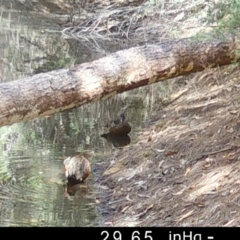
[[95, 65, 240, 226]]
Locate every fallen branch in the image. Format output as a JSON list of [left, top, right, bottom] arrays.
[[0, 33, 240, 127]]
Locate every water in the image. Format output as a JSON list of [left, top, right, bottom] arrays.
[[0, 139, 99, 226], [0, 0, 169, 226]]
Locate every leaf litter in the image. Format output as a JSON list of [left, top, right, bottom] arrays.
[[96, 65, 240, 227]]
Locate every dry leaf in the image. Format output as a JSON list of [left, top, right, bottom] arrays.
[[158, 160, 164, 168], [181, 208, 186, 213], [229, 110, 238, 115], [224, 219, 237, 227], [103, 162, 124, 175], [155, 149, 165, 153], [176, 210, 195, 222], [230, 188, 237, 194], [126, 194, 133, 202], [174, 12, 185, 21], [226, 152, 235, 159], [104, 222, 113, 226], [215, 183, 220, 191], [99, 185, 109, 190], [147, 130, 156, 142], [147, 204, 154, 211], [165, 150, 178, 156], [147, 134, 152, 142], [162, 188, 170, 192], [121, 206, 130, 213], [205, 157, 213, 163], [203, 164, 211, 168], [135, 204, 154, 218], [184, 167, 191, 176], [142, 131, 150, 136], [172, 188, 185, 195]]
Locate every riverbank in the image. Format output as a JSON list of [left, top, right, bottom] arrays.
[[96, 65, 240, 226]]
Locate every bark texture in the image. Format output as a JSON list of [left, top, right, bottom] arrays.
[[0, 34, 240, 127]]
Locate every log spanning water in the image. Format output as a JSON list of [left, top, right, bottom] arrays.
[[0, 34, 239, 127]]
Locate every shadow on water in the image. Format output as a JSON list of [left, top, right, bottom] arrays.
[[0, 0, 173, 226]]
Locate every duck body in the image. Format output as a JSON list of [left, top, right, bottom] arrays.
[[101, 133, 131, 148], [63, 155, 91, 184], [105, 113, 131, 135]]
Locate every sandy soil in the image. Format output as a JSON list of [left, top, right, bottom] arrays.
[[95, 65, 240, 226]]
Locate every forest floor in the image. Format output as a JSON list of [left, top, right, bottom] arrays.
[[72, 0, 240, 227], [95, 64, 240, 226]]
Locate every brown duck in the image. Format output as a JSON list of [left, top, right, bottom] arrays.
[[63, 155, 91, 185], [105, 113, 131, 135]]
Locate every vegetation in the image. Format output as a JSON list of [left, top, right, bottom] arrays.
[[0, 0, 240, 227]]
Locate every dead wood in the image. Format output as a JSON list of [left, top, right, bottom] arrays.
[[0, 34, 240, 127]]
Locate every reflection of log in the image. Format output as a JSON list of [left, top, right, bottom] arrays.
[[0, 34, 240, 127], [101, 133, 131, 148]]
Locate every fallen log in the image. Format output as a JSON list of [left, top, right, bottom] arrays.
[[0, 34, 240, 128]]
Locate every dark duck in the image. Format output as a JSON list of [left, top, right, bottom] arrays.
[[105, 113, 131, 135]]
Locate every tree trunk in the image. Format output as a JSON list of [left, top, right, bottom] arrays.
[[0, 34, 240, 128]]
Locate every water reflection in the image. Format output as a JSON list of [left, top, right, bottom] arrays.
[[64, 182, 89, 197], [0, 145, 99, 226]]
